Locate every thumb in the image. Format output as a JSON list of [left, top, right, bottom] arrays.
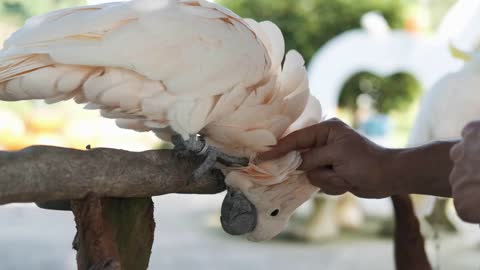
[[299, 145, 336, 171], [306, 167, 350, 196]]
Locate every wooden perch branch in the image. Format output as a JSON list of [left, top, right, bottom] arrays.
[[0, 145, 228, 270], [0, 145, 226, 205]]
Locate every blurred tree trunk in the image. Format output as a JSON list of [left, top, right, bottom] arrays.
[[72, 195, 155, 270]]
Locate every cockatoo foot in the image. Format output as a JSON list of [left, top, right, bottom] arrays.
[[189, 147, 249, 185], [189, 149, 218, 184], [216, 152, 249, 167], [171, 134, 248, 185], [171, 134, 208, 159]]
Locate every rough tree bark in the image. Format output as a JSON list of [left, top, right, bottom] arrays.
[[0, 145, 226, 205], [72, 196, 154, 270], [0, 145, 226, 270]]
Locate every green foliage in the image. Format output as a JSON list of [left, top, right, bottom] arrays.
[[377, 72, 422, 113], [218, 0, 410, 63], [427, 0, 457, 29], [219, 0, 421, 114], [339, 71, 422, 114], [0, 0, 86, 26], [339, 72, 380, 112]]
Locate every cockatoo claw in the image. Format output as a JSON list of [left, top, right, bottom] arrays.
[[172, 134, 213, 185], [171, 134, 207, 155], [217, 152, 249, 167], [171, 134, 248, 185], [188, 149, 218, 185], [220, 188, 257, 235]]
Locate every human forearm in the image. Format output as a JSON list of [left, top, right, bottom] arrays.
[[260, 119, 457, 199], [384, 141, 456, 197]]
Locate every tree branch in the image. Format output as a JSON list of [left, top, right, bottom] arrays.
[[0, 145, 226, 205]]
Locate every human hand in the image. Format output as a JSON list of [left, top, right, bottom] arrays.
[[450, 121, 480, 223], [258, 119, 393, 198]]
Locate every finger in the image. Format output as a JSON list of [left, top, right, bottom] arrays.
[[449, 166, 462, 188], [257, 125, 322, 161], [258, 119, 343, 161], [452, 186, 480, 223], [462, 121, 480, 138], [450, 141, 464, 163], [299, 145, 336, 171], [306, 167, 350, 195]]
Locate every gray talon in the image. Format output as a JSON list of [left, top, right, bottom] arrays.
[[191, 149, 218, 183], [171, 133, 249, 185], [217, 152, 249, 167]]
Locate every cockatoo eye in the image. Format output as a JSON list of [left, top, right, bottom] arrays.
[[270, 209, 280, 217]]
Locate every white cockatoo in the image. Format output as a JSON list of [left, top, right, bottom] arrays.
[[409, 46, 480, 150], [409, 45, 480, 217], [408, 46, 480, 245], [0, 0, 322, 241]]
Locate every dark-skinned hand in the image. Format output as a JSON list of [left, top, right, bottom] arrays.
[[450, 120, 480, 223], [258, 118, 392, 198]]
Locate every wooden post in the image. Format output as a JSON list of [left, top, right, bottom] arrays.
[[72, 195, 155, 270]]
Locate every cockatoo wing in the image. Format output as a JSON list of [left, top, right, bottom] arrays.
[[204, 50, 310, 156], [0, 0, 271, 137], [284, 94, 324, 134], [1, 0, 269, 96], [0, 0, 310, 157]]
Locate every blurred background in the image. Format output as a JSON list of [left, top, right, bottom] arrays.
[[0, 0, 479, 269]]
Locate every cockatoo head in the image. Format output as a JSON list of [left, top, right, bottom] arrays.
[[220, 95, 323, 241], [220, 152, 319, 241]]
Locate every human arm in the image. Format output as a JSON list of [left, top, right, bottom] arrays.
[[258, 119, 454, 198]]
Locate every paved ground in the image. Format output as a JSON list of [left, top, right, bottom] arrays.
[[0, 194, 479, 270]]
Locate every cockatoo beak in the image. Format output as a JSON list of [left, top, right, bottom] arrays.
[[220, 188, 257, 235]]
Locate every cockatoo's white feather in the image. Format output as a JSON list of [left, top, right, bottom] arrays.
[[0, 0, 322, 241], [0, 0, 309, 156], [225, 95, 323, 241], [409, 57, 480, 218]]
